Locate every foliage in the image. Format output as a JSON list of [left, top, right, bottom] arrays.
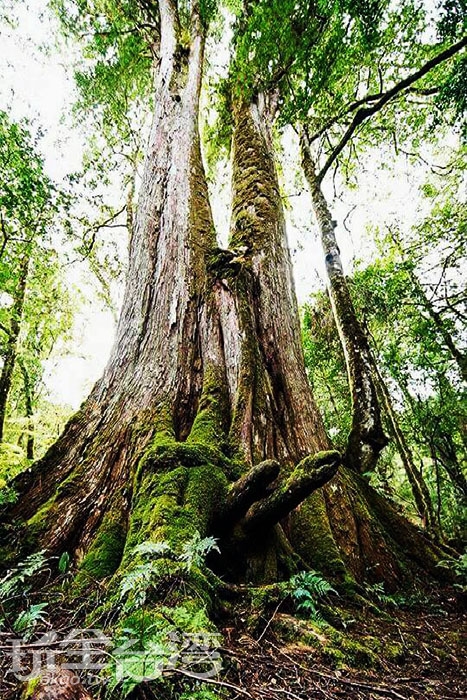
[[437, 551, 467, 592], [179, 533, 220, 572], [0, 550, 51, 635], [119, 533, 220, 612], [108, 533, 220, 696], [302, 297, 351, 448], [363, 582, 397, 607], [13, 602, 48, 639], [287, 570, 337, 621], [0, 110, 75, 464], [0, 550, 48, 600], [302, 151, 466, 538]]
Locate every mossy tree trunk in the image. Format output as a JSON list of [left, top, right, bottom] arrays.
[[300, 130, 388, 475], [1, 6, 450, 697]]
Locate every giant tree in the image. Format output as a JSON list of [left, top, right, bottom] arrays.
[[232, 0, 466, 473], [0, 1, 453, 697]]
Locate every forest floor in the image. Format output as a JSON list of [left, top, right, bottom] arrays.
[[220, 587, 466, 700], [0, 585, 465, 699]]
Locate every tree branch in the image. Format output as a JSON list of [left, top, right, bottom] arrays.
[[317, 36, 467, 182]]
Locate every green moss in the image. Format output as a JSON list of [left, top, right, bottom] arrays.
[[184, 465, 228, 533], [137, 441, 224, 480], [188, 365, 230, 453], [290, 491, 348, 579], [75, 513, 126, 588], [384, 641, 406, 663], [21, 676, 40, 698], [26, 494, 58, 542], [20, 679, 39, 699]]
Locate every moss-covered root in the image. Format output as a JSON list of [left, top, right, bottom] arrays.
[[272, 613, 381, 669], [242, 451, 341, 533], [218, 459, 281, 525]]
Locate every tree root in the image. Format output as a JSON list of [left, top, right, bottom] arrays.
[[219, 450, 341, 535]]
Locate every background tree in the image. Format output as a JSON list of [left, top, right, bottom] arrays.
[[0, 111, 75, 477], [303, 152, 466, 542]]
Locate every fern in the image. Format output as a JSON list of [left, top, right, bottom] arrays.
[[437, 550, 467, 592], [13, 603, 48, 639], [288, 570, 337, 621], [119, 533, 221, 612], [119, 562, 160, 610], [0, 550, 48, 600], [133, 541, 171, 558], [179, 533, 220, 573], [363, 581, 397, 607]]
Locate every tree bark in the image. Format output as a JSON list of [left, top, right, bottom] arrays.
[[224, 95, 330, 464], [300, 131, 388, 474], [6, 0, 220, 554], [0, 251, 30, 443]]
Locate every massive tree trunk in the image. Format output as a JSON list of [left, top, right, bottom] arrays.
[[300, 131, 388, 474], [2, 2, 340, 588], [0, 5, 450, 698]]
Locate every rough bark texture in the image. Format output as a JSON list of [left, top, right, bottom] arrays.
[[0, 6, 452, 698], [5, 0, 218, 556], [300, 131, 388, 474], [223, 95, 330, 464]]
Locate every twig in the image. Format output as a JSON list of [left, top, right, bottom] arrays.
[[256, 599, 284, 643], [169, 667, 253, 697]]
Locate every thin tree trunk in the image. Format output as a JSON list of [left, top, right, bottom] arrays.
[[0, 252, 30, 442], [372, 360, 437, 534], [394, 369, 467, 504], [300, 131, 388, 474], [18, 358, 34, 460]]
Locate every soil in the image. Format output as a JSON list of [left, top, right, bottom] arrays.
[[0, 586, 464, 699], [220, 588, 466, 700]]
